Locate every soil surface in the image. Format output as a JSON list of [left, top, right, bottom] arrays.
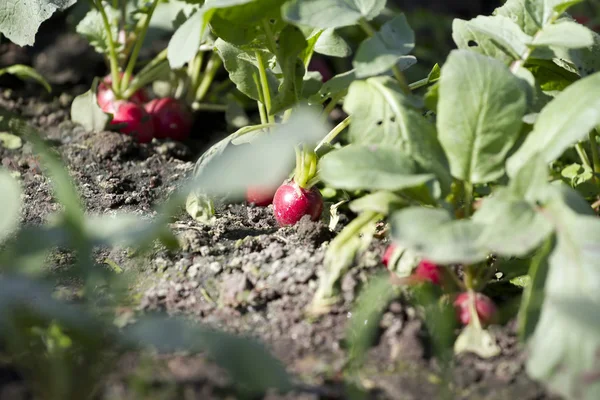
[[0, 78, 561, 400], [0, 4, 560, 398]]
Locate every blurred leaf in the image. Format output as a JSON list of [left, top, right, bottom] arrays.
[[527, 59, 579, 91], [348, 191, 406, 215], [319, 145, 435, 192], [282, 0, 385, 29], [507, 71, 600, 176], [310, 211, 381, 315], [190, 107, 328, 198], [532, 20, 594, 48], [343, 77, 452, 194], [517, 236, 553, 341], [0, 0, 76, 46], [437, 50, 527, 183], [0, 169, 22, 245], [454, 323, 501, 358], [391, 207, 488, 264], [347, 274, 397, 367], [76, 6, 121, 55], [526, 198, 600, 400], [452, 18, 515, 65], [353, 14, 415, 78], [186, 192, 216, 223], [0, 65, 51, 92], [0, 132, 23, 149], [124, 316, 293, 395], [71, 78, 111, 133]]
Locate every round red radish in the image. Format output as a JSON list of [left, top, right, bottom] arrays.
[[413, 260, 442, 285], [454, 292, 497, 326], [246, 185, 276, 207], [109, 101, 154, 143], [144, 98, 193, 140], [97, 73, 148, 114], [272, 181, 323, 226], [382, 244, 397, 269], [308, 57, 333, 82]]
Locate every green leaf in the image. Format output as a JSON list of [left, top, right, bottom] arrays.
[[517, 236, 553, 341], [456, 15, 532, 59], [353, 14, 415, 78], [348, 191, 406, 215], [437, 50, 527, 183], [207, 0, 285, 26], [527, 59, 580, 91], [526, 199, 600, 400], [507, 71, 600, 176], [270, 25, 307, 115], [71, 78, 111, 133], [494, 0, 540, 36], [0, 65, 51, 92], [525, 0, 583, 27], [390, 207, 488, 264], [282, 0, 386, 29], [452, 18, 515, 65], [124, 316, 293, 395], [76, 6, 121, 55], [314, 28, 352, 57], [319, 145, 435, 192], [185, 192, 216, 224], [532, 20, 594, 48], [168, 8, 216, 69], [343, 77, 452, 194], [347, 274, 398, 367], [0, 0, 76, 46], [454, 324, 501, 358], [215, 39, 278, 102], [0, 169, 22, 245], [554, 29, 600, 78]]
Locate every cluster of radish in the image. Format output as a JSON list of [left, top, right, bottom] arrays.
[[97, 74, 193, 143], [383, 244, 497, 327]]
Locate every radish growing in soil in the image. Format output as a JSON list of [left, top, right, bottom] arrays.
[[273, 146, 323, 226], [413, 260, 442, 285], [97, 73, 148, 114], [109, 101, 154, 143], [144, 98, 193, 140], [454, 292, 497, 326]]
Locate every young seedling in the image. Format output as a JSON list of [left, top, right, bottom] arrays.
[[273, 145, 323, 226]]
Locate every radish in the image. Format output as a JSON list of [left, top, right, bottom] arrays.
[[246, 185, 276, 207], [308, 57, 333, 82], [272, 146, 323, 226], [144, 98, 193, 140], [382, 244, 397, 269], [413, 260, 442, 285], [454, 292, 497, 326], [97, 73, 148, 114], [109, 101, 154, 143]]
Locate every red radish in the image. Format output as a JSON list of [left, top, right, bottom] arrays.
[[382, 244, 397, 269], [109, 101, 154, 143], [413, 260, 442, 285], [272, 180, 323, 226], [144, 98, 193, 140], [97, 73, 148, 114], [246, 185, 276, 206], [308, 57, 333, 82], [454, 292, 497, 326]]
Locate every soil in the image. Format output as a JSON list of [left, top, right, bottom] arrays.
[[0, 4, 560, 399]]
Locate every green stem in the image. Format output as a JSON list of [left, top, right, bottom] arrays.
[[463, 181, 473, 219], [255, 51, 274, 123], [358, 18, 410, 94], [315, 116, 350, 152], [94, 0, 122, 96], [190, 103, 229, 112], [188, 51, 205, 99], [590, 130, 600, 177], [195, 53, 222, 102], [123, 48, 168, 98], [576, 142, 592, 170], [408, 77, 430, 91], [322, 92, 344, 120], [252, 72, 268, 125], [120, 0, 160, 95]]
